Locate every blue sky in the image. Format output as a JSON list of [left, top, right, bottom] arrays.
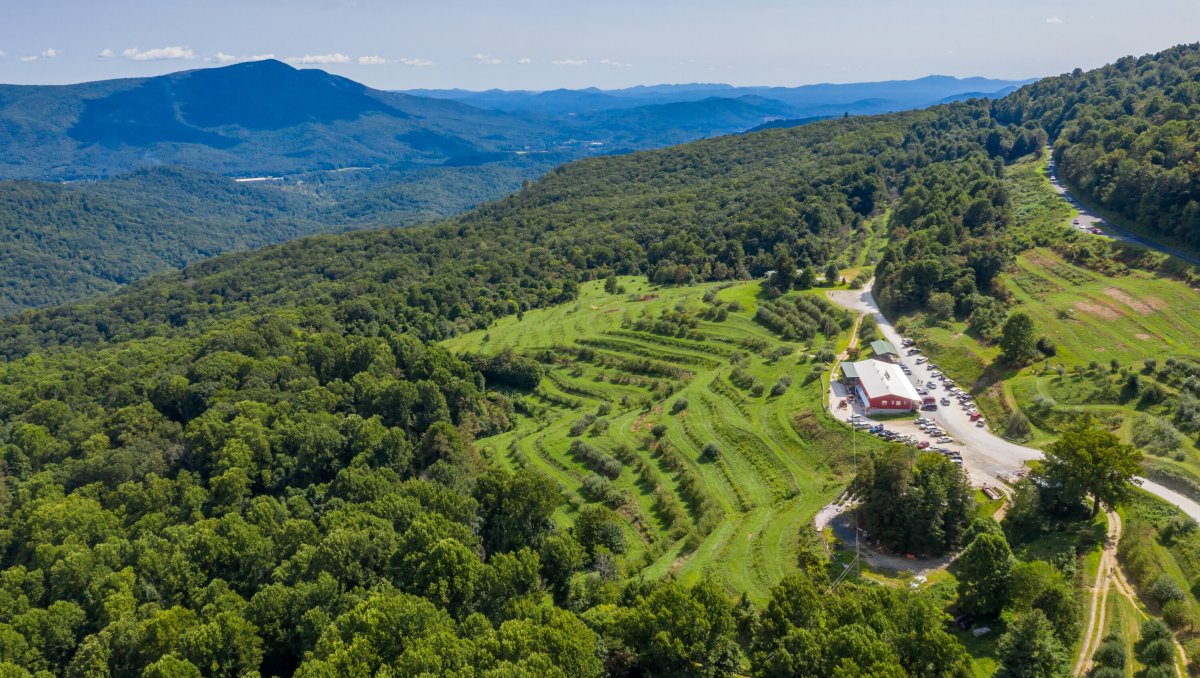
[[2, 0, 1199, 89]]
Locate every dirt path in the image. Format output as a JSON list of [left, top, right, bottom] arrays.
[[1075, 509, 1188, 677], [1075, 509, 1121, 675]]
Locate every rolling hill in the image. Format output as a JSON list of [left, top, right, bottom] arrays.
[[0, 42, 1197, 678]]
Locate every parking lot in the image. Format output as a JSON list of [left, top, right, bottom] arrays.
[[827, 287, 1041, 488], [830, 357, 985, 481]]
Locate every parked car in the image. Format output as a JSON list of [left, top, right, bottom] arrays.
[[1091, 227, 1104, 235], [940, 397, 951, 406], [915, 357, 927, 364], [917, 441, 930, 449]]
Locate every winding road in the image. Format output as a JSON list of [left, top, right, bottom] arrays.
[[1047, 153, 1200, 268]]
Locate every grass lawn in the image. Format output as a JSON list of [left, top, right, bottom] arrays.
[[444, 276, 888, 602]]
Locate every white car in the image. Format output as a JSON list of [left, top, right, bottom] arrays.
[[915, 357, 927, 364]]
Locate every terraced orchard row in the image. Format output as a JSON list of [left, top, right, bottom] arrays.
[[444, 276, 881, 601]]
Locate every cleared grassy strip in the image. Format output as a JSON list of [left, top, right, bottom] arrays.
[[608, 328, 737, 358], [445, 276, 878, 601], [576, 335, 720, 368]]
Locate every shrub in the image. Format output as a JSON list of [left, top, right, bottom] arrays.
[[1163, 599, 1195, 631], [1150, 576, 1186, 605], [1036, 336, 1057, 356], [1005, 410, 1032, 440], [1140, 618, 1172, 643], [569, 440, 622, 479], [1139, 638, 1175, 666], [701, 442, 720, 461], [1133, 415, 1184, 456], [569, 414, 597, 437], [670, 397, 689, 415], [1093, 639, 1125, 668], [770, 376, 792, 397], [750, 383, 765, 397], [651, 423, 668, 439]]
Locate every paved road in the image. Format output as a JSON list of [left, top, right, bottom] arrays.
[[1047, 154, 1200, 268], [826, 284, 1200, 524]]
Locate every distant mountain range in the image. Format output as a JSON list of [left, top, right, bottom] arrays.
[[0, 61, 1028, 180], [402, 75, 1029, 117]]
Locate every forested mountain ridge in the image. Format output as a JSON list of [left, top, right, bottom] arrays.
[[0, 60, 1021, 182], [994, 41, 1200, 248], [0, 60, 1026, 317], [0, 59, 556, 180], [0, 161, 560, 315], [0, 100, 1035, 360], [0, 45, 1192, 677]]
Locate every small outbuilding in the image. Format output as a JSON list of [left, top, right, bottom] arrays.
[[869, 340, 900, 362]]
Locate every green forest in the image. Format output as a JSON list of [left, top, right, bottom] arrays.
[[0, 42, 1199, 677], [995, 43, 1200, 249]]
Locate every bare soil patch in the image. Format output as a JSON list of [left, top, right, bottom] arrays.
[[1075, 300, 1121, 320], [1103, 287, 1153, 315]]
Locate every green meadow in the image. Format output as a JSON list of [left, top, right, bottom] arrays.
[[444, 276, 884, 601], [898, 156, 1200, 485]]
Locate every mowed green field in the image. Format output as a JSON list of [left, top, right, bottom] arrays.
[[444, 277, 880, 601], [900, 155, 1200, 485]]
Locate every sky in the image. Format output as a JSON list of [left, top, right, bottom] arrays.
[[1, 0, 1199, 90]]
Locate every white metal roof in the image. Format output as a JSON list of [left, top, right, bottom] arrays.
[[851, 358, 920, 402]]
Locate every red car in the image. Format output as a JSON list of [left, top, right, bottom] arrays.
[[1091, 227, 1104, 235], [917, 441, 930, 449]]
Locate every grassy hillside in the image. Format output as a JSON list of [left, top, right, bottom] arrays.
[[444, 276, 880, 601], [898, 155, 1200, 495]]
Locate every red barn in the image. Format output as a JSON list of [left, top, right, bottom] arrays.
[[842, 359, 920, 414]]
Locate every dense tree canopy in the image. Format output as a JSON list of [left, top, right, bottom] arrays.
[[995, 42, 1200, 248], [854, 449, 974, 557]]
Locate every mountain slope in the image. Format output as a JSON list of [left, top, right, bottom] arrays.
[[0, 44, 1190, 678], [994, 41, 1200, 250], [0, 60, 558, 179]]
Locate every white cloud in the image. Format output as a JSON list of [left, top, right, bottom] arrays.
[[211, 52, 275, 64], [286, 53, 350, 65], [398, 57, 434, 67], [41, 48, 60, 58], [19, 56, 38, 62], [98, 48, 115, 58], [598, 58, 630, 68], [358, 55, 388, 65], [1045, 16, 1063, 23], [551, 58, 588, 66], [517, 57, 532, 65], [474, 53, 501, 65], [122, 46, 196, 61], [0, 50, 6, 58]]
